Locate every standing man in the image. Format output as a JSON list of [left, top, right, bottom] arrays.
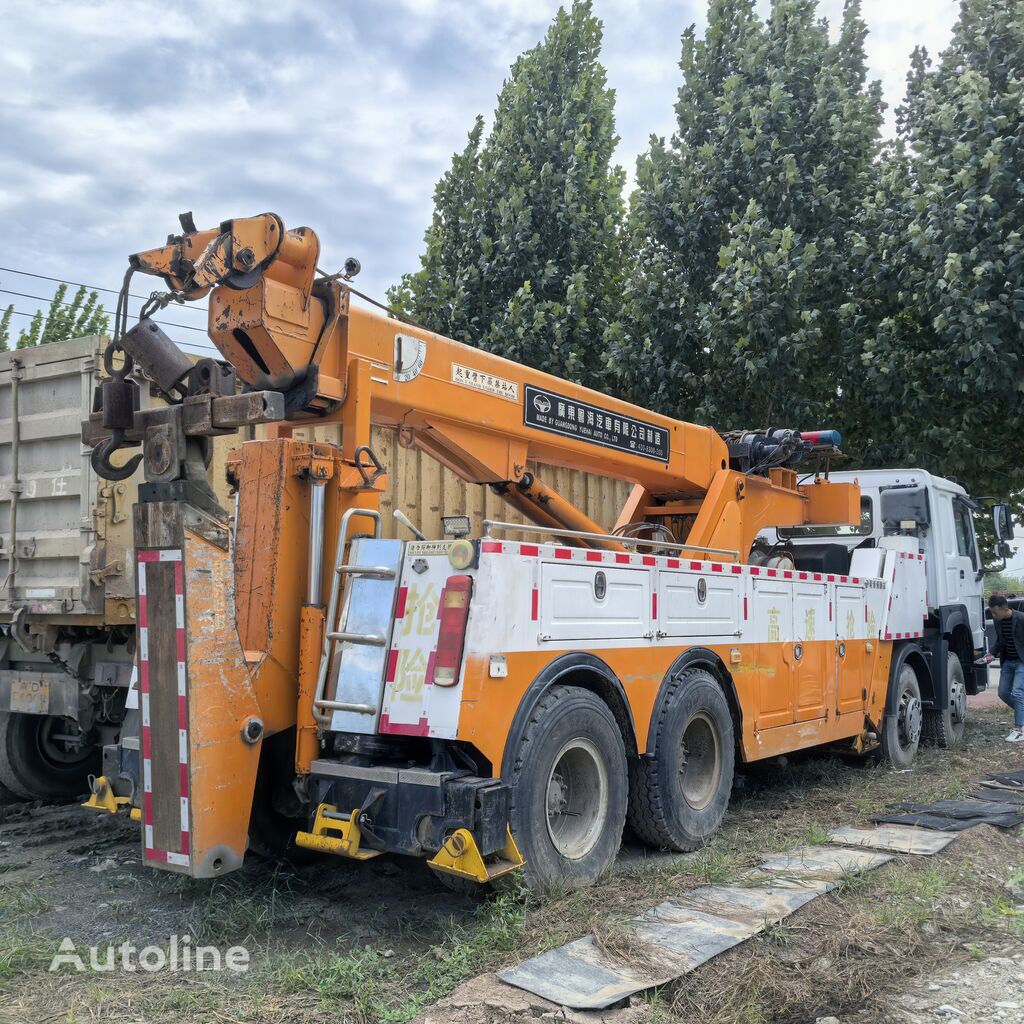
[[989, 594, 1024, 742]]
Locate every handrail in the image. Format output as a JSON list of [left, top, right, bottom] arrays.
[[481, 520, 739, 559]]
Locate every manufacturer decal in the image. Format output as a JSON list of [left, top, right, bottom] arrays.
[[523, 385, 670, 462], [451, 363, 519, 402]]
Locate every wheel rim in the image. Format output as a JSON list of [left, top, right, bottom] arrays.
[[34, 716, 92, 771], [897, 667, 922, 749], [950, 679, 967, 726], [545, 738, 609, 860], [678, 711, 721, 811]]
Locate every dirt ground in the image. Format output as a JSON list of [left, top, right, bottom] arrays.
[[0, 701, 1021, 1024]]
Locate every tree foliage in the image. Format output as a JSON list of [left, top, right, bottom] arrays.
[[844, 0, 1024, 520], [0, 283, 109, 351], [389, 0, 626, 389], [617, 0, 882, 430]]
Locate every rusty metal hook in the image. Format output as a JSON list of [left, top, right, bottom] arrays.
[[91, 430, 144, 482], [353, 445, 386, 488]]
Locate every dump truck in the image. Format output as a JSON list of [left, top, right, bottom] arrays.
[[0, 336, 233, 800], [80, 212, 1013, 890]]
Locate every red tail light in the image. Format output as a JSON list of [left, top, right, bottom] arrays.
[[433, 575, 472, 687]]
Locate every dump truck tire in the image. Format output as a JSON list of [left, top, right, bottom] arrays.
[[0, 711, 98, 801], [880, 661, 923, 768], [627, 668, 734, 851], [509, 685, 627, 892], [922, 653, 967, 750]]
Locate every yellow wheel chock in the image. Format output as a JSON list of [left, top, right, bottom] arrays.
[[428, 826, 524, 884], [294, 803, 381, 860], [82, 775, 130, 815]]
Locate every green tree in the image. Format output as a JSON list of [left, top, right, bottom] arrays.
[[845, 0, 1024, 516], [16, 309, 43, 349], [0, 305, 12, 352], [618, 0, 882, 429], [390, 0, 626, 389], [13, 283, 108, 349]]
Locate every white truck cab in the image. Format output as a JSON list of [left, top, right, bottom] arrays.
[[758, 468, 990, 742]]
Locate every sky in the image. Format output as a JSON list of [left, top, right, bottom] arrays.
[[0, 0, 963, 354]]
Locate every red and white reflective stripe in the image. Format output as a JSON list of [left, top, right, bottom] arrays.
[[137, 548, 190, 869], [479, 540, 881, 591], [379, 713, 428, 737]]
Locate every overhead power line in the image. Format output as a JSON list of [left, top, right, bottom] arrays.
[[0, 265, 208, 312], [0, 288, 211, 335]]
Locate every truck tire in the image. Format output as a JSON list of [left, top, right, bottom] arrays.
[[627, 668, 734, 851], [922, 654, 967, 749], [247, 728, 313, 864], [509, 686, 627, 891], [880, 661, 923, 768], [0, 712, 99, 801]]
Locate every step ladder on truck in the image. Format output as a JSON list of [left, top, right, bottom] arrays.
[[79, 212, 1015, 890]]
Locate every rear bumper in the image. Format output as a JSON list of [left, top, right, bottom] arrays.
[[308, 759, 511, 859]]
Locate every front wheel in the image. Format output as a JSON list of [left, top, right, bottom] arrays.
[[922, 653, 967, 749], [0, 712, 99, 800], [627, 668, 735, 851], [509, 686, 627, 892], [880, 661, 922, 768]]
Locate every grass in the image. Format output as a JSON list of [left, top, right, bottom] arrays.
[[0, 879, 56, 986], [1, 706, 1020, 1022], [257, 885, 527, 1023]]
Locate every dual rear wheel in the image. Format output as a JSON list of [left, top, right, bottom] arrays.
[[509, 670, 734, 891]]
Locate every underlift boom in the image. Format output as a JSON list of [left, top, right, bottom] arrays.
[[83, 212, 893, 889]]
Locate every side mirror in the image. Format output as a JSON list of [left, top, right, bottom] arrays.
[[993, 503, 1015, 542]]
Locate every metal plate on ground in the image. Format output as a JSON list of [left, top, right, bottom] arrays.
[[745, 844, 892, 883], [677, 879, 833, 927], [829, 824, 957, 855], [499, 846, 891, 1010], [498, 903, 755, 1010]]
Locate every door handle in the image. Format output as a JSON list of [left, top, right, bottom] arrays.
[[959, 569, 965, 579]]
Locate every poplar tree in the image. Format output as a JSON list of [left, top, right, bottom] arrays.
[[618, 0, 882, 429], [845, 0, 1024, 519], [390, 1, 626, 389]]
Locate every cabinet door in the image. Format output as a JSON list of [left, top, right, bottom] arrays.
[[793, 583, 830, 723], [658, 571, 740, 637], [836, 584, 867, 715], [540, 562, 650, 641], [753, 580, 793, 730]]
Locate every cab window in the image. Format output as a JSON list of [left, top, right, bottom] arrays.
[[953, 499, 978, 569], [779, 496, 873, 539]]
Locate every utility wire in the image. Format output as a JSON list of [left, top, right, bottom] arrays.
[[0, 265, 208, 312], [0, 288, 211, 335]]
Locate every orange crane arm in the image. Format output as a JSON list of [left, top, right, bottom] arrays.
[[126, 212, 855, 555]]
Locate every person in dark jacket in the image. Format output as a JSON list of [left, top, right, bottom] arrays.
[[989, 594, 1024, 742]]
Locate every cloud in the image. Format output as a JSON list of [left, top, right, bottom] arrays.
[[0, 0, 961, 353]]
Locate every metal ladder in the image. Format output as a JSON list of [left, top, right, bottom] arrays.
[[312, 508, 397, 727]]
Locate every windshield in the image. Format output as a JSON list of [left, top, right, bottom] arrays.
[[779, 496, 873, 539]]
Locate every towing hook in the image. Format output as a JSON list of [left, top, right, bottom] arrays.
[[91, 430, 144, 482]]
